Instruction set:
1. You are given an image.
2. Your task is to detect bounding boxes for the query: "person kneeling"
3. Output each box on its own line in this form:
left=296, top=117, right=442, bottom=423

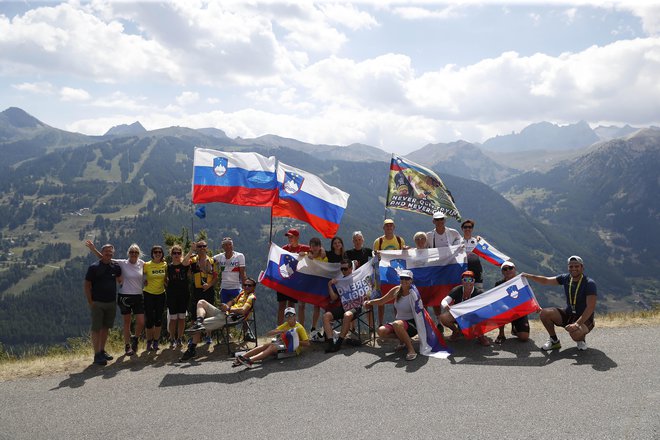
left=438, top=271, right=491, bottom=346
left=234, top=307, right=309, bottom=368
left=180, top=280, right=256, bottom=361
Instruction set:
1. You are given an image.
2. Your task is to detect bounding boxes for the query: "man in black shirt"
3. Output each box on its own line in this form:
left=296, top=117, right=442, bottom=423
left=438, top=270, right=490, bottom=346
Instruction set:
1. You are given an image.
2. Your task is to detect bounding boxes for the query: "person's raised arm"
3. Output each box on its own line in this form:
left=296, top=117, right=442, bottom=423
left=521, top=273, right=559, bottom=286
left=85, top=240, right=102, bottom=259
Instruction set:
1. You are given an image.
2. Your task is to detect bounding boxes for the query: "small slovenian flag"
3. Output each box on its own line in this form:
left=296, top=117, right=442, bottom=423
left=470, top=238, right=510, bottom=266
left=280, top=328, right=299, bottom=353
left=194, top=206, right=206, bottom=219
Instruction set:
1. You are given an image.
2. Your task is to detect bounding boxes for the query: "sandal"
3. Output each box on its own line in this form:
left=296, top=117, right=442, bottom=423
left=405, top=352, right=417, bottom=361
left=495, top=335, right=506, bottom=344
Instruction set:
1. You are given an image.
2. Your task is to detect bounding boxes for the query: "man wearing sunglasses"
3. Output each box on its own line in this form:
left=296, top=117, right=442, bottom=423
left=494, top=261, right=530, bottom=344
left=181, top=278, right=258, bottom=361
left=439, top=270, right=490, bottom=346
left=522, top=255, right=597, bottom=351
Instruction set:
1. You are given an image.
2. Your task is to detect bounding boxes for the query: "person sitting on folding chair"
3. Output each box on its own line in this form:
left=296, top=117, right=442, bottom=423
left=322, top=259, right=362, bottom=353
left=234, top=307, right=309, bottom=369
left=180, top=277, right=257, bottom=361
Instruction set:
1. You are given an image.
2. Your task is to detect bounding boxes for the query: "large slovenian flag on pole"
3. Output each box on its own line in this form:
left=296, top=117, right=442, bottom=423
left=192, top=148, right=278, bottom=206
left=466, top=237, right=510, bottom=266
left=272, top=162, right=349, bottom=238
left=379, top=246, right=466, bottom=306
left=259, top=243, right=340, bottom=308
left=449, top=275, right=541, bottom=338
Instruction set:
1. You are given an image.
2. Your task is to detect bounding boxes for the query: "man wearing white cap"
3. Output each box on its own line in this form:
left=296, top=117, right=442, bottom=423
left=522, top=255, right=597, bottom=351
left=426, top=211, right=462, bottom=248
left=494, top=261, right=530, bottom=344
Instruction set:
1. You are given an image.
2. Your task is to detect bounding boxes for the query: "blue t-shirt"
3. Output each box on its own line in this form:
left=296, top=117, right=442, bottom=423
left=556, top=273, right=597, bottom=318
left=85, top=261, right=122, bottom=302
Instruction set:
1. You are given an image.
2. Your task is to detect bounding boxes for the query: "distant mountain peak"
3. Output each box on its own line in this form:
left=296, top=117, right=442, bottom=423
left=104, top=121, right=147, bottom=136
left=482, top=120, right=599, bottom=153
left=1, top=107, right=45, bottom=129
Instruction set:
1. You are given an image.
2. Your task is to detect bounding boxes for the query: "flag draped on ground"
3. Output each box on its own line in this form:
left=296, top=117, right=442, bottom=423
left=385, top=154, right=460, bottom=220
left=409, top=285, right=451, bottom=358
left=449, top=275, right=541, bottom=338
left=272, top=162, right=350, bottom=238
left=259, top=243, right=340, bottom=308
left=333, top=260, right=375, bottom=311
left=378, top=247, right=466, bottom=306
left=192, top=148, right=279, bottom=206
left=465, top=237, right=510, bottom=266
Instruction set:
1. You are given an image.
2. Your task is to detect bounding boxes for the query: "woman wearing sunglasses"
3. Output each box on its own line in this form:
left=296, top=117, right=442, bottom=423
left=166, top=244, right=193, bottom=349
left=364, top=270, right=419, bottom=361
left=143, top=245, right=168, bottom=351
left=439, top=270, right=491, bottom=346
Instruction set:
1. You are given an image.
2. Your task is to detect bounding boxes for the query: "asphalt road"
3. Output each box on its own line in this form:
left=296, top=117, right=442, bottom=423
left=1, top=326, right=658, bottom=440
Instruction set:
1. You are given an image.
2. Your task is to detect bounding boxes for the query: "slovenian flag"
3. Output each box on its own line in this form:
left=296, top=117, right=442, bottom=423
left=469, top=238, right=510, bottom=266
left=379, top=246, right=466, bottom=306
left=272, top=162, right=350, bottom=238
left=408, top=285, right=451, bottom=358
left=280, top=328, right=300, bottom=353
left=192, top=148, right=278, bottom=206
left=449, top=275, right=541, bottom=338
left=259, top=243, right=340, bottom=308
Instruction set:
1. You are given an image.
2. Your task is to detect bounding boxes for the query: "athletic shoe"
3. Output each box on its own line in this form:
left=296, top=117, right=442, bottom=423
left=101, top=350, right=113, bottom=361
left=236, top=355, right=254, bottom=368
left=125, top=344, right=135, bottom=356
left=93, top=352, right=107, bottom=366
left=541, top=338, right=561, bottom=351
left=146, top=340, right=153, bottom=351
left=130, top=336, right=138, bottom=353
left=309, top=329, right=324, bottom=342
left=576, top=340, right=588, bottom=351
left=185, top=322, right=205, bottom=334
left=180, top=347, right=196, bottom=361
left=205, top=336, right=213, bottom=345
left=152, top=340, right=159, bottom=351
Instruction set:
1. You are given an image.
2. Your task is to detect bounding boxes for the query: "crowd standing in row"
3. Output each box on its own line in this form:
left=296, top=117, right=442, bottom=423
left=83, top=215, right=597, bottom=367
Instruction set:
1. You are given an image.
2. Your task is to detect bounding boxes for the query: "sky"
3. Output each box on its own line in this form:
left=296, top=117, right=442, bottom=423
left=1, top=1, right=659, bottom=154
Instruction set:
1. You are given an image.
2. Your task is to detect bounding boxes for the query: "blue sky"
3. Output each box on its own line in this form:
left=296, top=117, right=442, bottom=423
left=1, top=1, right=659, bottom=153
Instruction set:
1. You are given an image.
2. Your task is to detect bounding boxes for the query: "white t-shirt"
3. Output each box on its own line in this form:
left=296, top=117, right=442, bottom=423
left=213, top=251, right=245, bottom=290
left=426, top=227, right=462, bottom=248
left=114, top=259, right=145, bottom=295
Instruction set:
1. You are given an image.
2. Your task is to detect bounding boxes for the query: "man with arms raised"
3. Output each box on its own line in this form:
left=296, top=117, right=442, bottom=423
left=84, top=244, right=122, bottom=366
left=522, top=255, right=596, bottom=351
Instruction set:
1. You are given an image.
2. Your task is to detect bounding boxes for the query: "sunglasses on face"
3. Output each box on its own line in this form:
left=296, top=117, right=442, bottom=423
left=243, top=283, right=255, bottom=287
left=197, top=244, right=207, bottom=248
left=462, top=225, right=473, bottom=229
left=284, top=313, right=295, bottom=318
left=171, top=251, right=182, bottom=255
left=462, top=277, right=475, bottom=283
left=129, top=251, right=139, bottom=255
left=400, top=277, right=411, bottom=281
left=502, top=266, right=514, bottom=272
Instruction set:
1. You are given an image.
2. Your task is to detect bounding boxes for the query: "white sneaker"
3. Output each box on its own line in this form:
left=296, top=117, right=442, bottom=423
left=541, top=338, right=561, bottom=351
left=576, top=340, right=588, bottom=351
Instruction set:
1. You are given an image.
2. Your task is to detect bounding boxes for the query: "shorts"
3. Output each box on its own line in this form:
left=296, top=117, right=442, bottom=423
left=328, top=305, right=362, bottom=321
left=220, top=288, right=240, bottom=304
left=117, top=294, right=145, bottom=315
left=384, top=319, right=417, bottom=337
left=277, top=292, right=298, bottom=304
left=91, top=301, right=116, bottom=331
left=166, top=288, right=189, bottom=315
left=557, top=308, right=595, bottom=332
left=511, top=315, right=530, bottom=334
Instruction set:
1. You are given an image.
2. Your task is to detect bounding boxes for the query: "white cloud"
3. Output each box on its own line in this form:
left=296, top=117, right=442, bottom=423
left=176, top=91, right=199, bottom=106
left=91, top=91, right=149, bottom=111
left=391, top=6, right=462, bottom=20
left=60, top=86, right=90, bottom=101
left=319, top=3, right=379, bottom=31
left=12, top=81, right=55, bottom=94
left=621, top=4, right=660, bottom=36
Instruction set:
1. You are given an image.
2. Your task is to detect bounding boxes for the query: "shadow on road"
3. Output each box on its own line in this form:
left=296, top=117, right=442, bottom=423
left=362, top=344, right=429, bottom=372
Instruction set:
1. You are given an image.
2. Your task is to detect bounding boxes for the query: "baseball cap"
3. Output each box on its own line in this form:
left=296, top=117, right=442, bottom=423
left=433, top=211, right=446, bottom=220
left=567, top=255, right=583, bottom=265
left=285, top=228, right=300, bottom=237
left=501, top=261, right=515, bottom=269
left=383, top=219, right=395, bottom=226
left=399, top=270, right=413, bottom=279
left=461, top=270, right=475, bottom=278
left=284, top=307, right=296, bottom=317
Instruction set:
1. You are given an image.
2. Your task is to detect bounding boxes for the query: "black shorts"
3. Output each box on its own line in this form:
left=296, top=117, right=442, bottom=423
left=384, top=319, right=417, bottom=337
left=117, top=294, right=145, bottom=315
left=276, top=292, right=298, bottom=304
left=328, top=305, right=362, bottom=321
left=167, top=288, right=189, bottom=315
left=557, top=308, right=595, bottom=332
left=511, top=315, right=530, bottom=334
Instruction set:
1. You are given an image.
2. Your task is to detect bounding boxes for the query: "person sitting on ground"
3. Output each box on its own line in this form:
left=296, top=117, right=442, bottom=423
left=234, top=307, right=310, bottom=369
left=180, top=277, right=257, bottom=361
left=323, top=259, right=362, bottom=353
left=439, top=270, right=491, bottom=346
left=494, top=261, right=530, bottom=344
left=363, top=270, right=419, bottom=361
left=522, top=255, right=596, bottom=352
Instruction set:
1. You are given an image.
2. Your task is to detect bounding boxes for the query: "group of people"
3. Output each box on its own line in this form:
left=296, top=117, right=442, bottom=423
left=83, top=212, right=597, bottom=368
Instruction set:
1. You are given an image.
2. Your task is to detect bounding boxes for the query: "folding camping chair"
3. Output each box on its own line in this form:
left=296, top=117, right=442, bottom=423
left=216, top=297, right=258, bottom=356
left=331, top=306, right=376, bottom=346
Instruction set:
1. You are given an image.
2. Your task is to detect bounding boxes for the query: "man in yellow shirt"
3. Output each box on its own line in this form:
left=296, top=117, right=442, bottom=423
left=372, top=219, right=406, bottom=326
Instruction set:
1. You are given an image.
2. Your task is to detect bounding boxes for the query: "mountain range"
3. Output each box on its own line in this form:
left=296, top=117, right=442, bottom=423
left=0, top=107, right=657, bottom=350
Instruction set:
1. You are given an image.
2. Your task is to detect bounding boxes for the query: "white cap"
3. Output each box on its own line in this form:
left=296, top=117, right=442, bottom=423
left=567, top=255, right=583, bottom=265
left=501, top=261, right=516, bottom=269
left=399, top=270, right=413, bottom=279
left=433, top=211, right=446, bottom=220
left=284, top=307, right=296, bottom=316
